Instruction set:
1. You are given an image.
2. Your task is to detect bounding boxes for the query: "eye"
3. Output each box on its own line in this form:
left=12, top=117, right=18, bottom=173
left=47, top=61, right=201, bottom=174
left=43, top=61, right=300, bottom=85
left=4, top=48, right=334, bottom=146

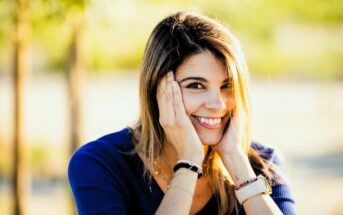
left=221, top=82, right=231, bottom=89
left=186, top=82, right=204, bottom=89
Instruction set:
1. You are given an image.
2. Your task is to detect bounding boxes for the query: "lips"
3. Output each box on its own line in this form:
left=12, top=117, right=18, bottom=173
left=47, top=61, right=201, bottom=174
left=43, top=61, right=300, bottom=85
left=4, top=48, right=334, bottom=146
left=192, top=115, right=223, bottom=129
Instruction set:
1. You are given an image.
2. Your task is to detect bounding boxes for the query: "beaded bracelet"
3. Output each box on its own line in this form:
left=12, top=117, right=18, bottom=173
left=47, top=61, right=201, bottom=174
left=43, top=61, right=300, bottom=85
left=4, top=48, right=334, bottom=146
left=173, top=160, right=203, bottom=178
left=235, top=175, right=260, bottom=190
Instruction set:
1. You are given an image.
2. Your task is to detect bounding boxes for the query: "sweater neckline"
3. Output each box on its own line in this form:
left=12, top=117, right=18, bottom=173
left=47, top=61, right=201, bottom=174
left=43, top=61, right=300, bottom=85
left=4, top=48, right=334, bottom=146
left=121, top=128, right=217, bottom=214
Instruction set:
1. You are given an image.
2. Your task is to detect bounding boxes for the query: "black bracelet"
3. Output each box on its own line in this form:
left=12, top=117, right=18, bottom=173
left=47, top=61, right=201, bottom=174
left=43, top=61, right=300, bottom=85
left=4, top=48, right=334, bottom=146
left=173, top=162, right=203, bottom=178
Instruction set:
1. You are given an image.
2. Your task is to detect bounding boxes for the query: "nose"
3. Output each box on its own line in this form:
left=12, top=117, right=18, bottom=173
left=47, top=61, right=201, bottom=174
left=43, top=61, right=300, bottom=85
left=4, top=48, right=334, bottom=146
left=204, top=89, right=227, bottom=111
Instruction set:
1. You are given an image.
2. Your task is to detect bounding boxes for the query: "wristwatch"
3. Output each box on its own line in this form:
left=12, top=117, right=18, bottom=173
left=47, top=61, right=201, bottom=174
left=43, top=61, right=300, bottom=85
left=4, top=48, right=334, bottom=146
left=235, top=175, right=272, bottom=205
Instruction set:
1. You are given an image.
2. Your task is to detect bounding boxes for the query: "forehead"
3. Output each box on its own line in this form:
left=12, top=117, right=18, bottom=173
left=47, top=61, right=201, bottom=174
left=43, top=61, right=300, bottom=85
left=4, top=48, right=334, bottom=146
left=175, top=50, right=228, bottom=81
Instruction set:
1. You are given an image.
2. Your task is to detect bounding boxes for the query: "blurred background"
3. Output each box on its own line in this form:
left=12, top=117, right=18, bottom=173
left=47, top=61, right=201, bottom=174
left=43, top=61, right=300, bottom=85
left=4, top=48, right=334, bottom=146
left=0, top=0, right=342, bottom=214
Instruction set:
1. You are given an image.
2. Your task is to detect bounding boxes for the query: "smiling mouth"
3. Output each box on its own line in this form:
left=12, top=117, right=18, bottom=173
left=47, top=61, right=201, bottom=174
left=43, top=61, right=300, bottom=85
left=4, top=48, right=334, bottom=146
left=192, top=115, right=223, bottom=128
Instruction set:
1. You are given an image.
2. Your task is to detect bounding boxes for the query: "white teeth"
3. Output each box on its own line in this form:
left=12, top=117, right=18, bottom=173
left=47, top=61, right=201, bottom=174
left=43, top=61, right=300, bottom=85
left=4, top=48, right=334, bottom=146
left=196, top=116, right=221, bottom=125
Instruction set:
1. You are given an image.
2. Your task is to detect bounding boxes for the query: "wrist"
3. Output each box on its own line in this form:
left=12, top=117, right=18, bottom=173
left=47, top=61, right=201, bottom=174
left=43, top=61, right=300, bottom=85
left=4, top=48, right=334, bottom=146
left=220, top=150, right=256, bottom=185
left=217, top=144, right=243, bottom=157
left=177, top=152, right=204, bottom=166
left=178, top=156, right=204, bottom=166
left=177, top=146, right=204, bottom=163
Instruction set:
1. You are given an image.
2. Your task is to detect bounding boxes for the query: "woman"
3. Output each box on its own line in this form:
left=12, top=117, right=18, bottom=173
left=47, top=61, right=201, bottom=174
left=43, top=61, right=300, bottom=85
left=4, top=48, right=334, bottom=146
left=68, top=11, right=296, bottom=215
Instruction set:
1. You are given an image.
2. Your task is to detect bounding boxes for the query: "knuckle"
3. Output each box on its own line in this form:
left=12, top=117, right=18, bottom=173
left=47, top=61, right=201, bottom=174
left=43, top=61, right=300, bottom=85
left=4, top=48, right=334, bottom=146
left=174, top=86, right=181, bottom=94
left=156, top=92, right=163, bottom=99
left=173, top=96, right=181, bottom=105
left=160, top=119, right=173, bottom=128
left=166, top=91, right=172, bottom=100
left=164, top=122, right=173, bottom=128
left=159, top=118, right=168, bottom=127
left=156, top=97, right=162, bottom=103
left=173, top=84, right=178, bottom=93
left=169, top=120, right=176, bottom=127
left=156, top=91, right=162, bottom=97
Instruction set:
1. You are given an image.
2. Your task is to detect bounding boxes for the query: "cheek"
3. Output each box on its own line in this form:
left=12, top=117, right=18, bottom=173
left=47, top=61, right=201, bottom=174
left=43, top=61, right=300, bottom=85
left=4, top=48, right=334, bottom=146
left=181, top=92, right=203, bottom=115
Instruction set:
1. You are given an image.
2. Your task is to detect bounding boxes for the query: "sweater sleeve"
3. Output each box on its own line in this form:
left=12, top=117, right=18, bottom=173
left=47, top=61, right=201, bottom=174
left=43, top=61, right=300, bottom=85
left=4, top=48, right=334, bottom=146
left=252, top=143, right=296, bottom=215
left=68, top=142, right=127, bottom=215
left=271, top=184, right=296, bottom=215
left=270, top=149, right=297, bottom=215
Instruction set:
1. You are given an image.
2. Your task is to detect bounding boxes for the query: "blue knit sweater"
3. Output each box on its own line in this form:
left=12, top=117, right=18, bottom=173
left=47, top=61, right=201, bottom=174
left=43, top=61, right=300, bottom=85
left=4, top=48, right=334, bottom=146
left=68, top=128, right=296, bottom=215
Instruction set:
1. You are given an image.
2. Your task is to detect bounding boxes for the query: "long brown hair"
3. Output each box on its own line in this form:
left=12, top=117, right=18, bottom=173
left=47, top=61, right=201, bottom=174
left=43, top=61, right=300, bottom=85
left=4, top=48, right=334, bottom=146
left=132, top=11, right=280, bottom=215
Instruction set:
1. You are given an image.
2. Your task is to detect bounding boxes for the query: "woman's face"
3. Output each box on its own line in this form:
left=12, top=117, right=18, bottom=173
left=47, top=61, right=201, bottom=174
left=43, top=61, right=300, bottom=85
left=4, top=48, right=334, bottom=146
left=175, top=50, right=235, bottom=145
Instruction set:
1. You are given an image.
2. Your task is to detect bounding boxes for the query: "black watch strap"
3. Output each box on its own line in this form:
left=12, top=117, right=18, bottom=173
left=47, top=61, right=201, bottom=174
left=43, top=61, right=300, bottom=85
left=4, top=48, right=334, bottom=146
left=173, top=162, right=203, bottom=178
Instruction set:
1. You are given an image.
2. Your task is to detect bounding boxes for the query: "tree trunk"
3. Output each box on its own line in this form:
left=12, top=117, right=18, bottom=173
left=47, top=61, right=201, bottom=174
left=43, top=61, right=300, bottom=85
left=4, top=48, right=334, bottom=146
left=67, top=15, right=84, bottom=214
left=67, top=16, right=84, bottom=167
left=13, top=0, right=30, bottom=215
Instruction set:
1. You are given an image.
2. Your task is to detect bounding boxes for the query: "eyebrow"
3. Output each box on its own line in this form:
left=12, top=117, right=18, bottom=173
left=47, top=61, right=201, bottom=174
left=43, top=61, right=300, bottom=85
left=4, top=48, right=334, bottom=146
left=179, top=77, right=230, bottom=84
left=179, top=77, right=207, bottom=83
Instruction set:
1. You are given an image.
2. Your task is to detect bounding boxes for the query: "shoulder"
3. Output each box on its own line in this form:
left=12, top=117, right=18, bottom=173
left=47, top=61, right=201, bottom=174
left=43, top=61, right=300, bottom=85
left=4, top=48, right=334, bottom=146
left=251, top=142, right=286, bottom=171
left=250, top=142, right=292, bottom=185
left=68, top=127, right=134, bottom=183
left=68, top=128, right=137, bottom=214
left=251, top=143, right=296, bottom=214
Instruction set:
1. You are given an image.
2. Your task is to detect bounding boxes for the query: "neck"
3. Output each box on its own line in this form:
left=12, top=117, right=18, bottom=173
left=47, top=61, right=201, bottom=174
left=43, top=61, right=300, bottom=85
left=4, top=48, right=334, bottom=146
left=158, top=142, right=178, bottom=172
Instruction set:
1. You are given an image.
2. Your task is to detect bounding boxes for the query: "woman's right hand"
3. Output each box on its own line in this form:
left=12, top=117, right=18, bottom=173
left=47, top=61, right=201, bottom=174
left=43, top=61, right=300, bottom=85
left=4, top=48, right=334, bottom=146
left=157, top=71, right=204, bottom=164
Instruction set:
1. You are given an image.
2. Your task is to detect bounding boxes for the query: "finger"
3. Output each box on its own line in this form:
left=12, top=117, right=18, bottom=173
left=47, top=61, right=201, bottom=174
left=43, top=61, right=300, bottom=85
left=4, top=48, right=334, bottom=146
left=166, top=72, right=175, bottom=124
left=227, top=112, right=241, bottom=137
left=157, top=74, right=168, bottom=125
left=157, top=72, right=167, bottom=98
left=231, top=110, right=243, bottom=127
left=171, top=79, right=187, bottom=122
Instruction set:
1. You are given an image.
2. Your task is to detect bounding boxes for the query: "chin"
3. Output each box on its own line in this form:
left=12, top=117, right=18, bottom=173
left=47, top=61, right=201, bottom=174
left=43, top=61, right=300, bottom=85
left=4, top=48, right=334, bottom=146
left=198, top=132, right=223, bottom=145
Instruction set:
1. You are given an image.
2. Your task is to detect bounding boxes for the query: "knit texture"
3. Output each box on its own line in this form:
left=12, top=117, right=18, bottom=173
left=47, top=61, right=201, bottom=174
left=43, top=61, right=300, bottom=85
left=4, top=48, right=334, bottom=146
left=68, top=128, right=296, bottom=215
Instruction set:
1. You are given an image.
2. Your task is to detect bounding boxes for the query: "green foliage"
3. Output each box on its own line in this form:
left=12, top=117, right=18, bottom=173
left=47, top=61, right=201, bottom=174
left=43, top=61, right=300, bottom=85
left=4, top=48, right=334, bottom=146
left=30, top=0, right=88, bottom=73
left=278, top=0, right=343, bottom=24
left=0, top=0, right=342, bottom=79
left=0, top=0, right=15, bottom=46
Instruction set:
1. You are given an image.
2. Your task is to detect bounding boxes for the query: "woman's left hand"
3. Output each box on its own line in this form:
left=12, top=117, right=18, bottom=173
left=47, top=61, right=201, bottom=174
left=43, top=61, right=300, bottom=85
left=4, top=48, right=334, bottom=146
left=211, top=111, right=255, bottom=186
left=211, top=112, right=244, bottom=156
